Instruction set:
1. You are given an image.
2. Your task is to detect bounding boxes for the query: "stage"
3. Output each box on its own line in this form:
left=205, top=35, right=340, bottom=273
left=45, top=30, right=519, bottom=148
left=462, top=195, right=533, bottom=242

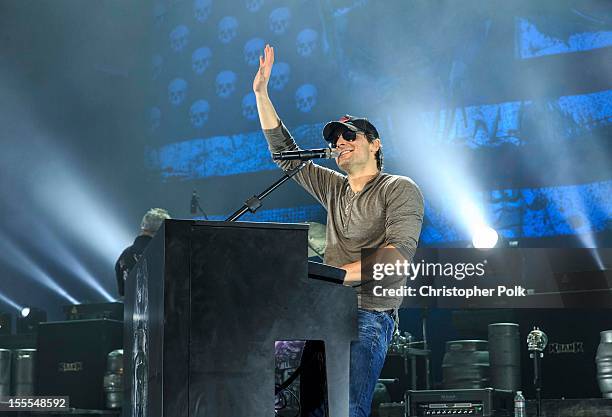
left=0, top=0, right=611, bottom=416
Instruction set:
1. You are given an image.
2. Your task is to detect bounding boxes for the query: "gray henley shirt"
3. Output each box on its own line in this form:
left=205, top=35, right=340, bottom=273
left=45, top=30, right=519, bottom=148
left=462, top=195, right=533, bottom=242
left=263, top=121, right=424, bottom=310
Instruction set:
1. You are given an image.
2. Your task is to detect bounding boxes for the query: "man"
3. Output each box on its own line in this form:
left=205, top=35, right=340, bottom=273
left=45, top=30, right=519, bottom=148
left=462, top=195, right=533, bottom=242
left=115, top=208, right=171, bottom=298
left=253, top=45, right=424, bottom=417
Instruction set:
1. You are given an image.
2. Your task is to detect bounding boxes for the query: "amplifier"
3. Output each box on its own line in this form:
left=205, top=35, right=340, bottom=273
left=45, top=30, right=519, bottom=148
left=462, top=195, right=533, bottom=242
left=0, top=313, right=11, bottom=335
left=36, top=319, right=123, bottom=409
left=405, top=388, right=513, bottom=417
left=62, top=302, right=123, bottom=321
left=379, top=402, right=405, bottom=417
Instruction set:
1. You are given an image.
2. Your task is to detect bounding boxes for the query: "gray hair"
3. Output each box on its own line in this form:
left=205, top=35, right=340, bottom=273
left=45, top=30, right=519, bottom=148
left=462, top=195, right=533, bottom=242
left=140, top=208, right=171, bottom=233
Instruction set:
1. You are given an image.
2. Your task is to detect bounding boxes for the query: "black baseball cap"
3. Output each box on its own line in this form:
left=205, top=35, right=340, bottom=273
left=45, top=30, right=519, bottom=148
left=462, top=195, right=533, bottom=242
left=322, top=115, right=380, bottom=142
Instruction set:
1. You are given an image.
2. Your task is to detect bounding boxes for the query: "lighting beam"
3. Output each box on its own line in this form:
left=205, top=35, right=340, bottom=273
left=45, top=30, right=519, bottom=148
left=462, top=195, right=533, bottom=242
left=0, top=292, right=22, bottom=312
left=0, top=235, right=80, bottom=305
left=32, top=223, right=116, bottom=302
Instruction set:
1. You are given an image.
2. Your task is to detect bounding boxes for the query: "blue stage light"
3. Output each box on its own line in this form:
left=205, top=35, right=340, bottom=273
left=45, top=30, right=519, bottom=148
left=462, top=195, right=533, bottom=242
left=472, top=226, right=499, bottom=249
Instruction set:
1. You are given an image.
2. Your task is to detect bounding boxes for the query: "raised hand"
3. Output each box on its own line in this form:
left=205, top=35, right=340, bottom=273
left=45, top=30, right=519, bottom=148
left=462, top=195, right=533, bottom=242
left=253, top=44, right=274, bottom=94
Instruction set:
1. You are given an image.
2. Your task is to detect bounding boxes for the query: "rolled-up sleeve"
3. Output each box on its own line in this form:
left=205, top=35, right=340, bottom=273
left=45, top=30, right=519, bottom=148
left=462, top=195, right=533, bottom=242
left=262, top=120, right=302, bottom=170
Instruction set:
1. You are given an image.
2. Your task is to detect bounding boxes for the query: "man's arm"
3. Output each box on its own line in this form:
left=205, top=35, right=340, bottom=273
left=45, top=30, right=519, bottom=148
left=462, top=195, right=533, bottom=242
left=384, top=178, right=424, bottom=256
left=253, top=44, right=343, bottom=206
left=253, top=44, right=281, bottom=129
left=341, top=244, right=397, bottom=284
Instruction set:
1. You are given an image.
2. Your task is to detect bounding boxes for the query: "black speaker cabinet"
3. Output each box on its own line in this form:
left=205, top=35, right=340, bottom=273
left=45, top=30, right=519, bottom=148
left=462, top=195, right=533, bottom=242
left=36, top=319, right=123, bottom=409
left=0, top=312, right=11, bottom=335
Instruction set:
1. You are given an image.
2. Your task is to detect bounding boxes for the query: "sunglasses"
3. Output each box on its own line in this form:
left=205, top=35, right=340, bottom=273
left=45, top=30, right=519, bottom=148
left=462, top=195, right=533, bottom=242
left=330, top=129, right=361, bottom=147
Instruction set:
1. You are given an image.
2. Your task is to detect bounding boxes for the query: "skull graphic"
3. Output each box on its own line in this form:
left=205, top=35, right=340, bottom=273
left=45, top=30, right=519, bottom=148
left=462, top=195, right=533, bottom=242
left=244, top=38, right=265, bottom=67
left=295, top=84, right=317, bottom=113
left=152, top=54, right=163, bottom=80
left=168, top=78, right=188, bottom=106
left=270, top=62, right=290, bottom=91
left=269, top=7, right=291, bottom=35
left=191, top=47, right=212, bottom=75
left=189, top=100, right=210, bottom=128
left=218, top=16, right=238, bottom=44
left=170, top=25, right=189, bottom=52
left=153, top=2, right=166, bottom=28
left=150, top=107, right=161, bottom=131
left=241, top=93, right=258, bottom=121
left=245, top=0, right=263, bottom=12
left=296, top=28, right=318, bottom=57
left=193, top=0, right=211, bottom=22
left=215, top=70, right=236, bottom=98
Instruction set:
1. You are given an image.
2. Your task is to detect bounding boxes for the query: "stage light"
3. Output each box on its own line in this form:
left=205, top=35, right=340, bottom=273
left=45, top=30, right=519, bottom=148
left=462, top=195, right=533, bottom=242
left=458, top=199, right=500, bottom=249
left=16, top=307, right=47, bottom=334
left=472, top=226, right=499, bottom=249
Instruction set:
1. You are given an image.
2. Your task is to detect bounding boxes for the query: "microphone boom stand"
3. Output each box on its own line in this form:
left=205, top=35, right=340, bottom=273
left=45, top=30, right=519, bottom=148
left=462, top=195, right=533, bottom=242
left=527, top=326, right=547, bottom=417
left=531, top=351, right=543, bottom=417
left=195, top=200, right=209, bottom=220
left=225, top=162, right=307, bottom=222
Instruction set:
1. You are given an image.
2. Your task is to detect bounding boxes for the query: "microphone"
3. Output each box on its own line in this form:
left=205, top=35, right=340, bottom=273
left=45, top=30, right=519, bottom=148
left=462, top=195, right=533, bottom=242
left=527, top=326, right=548, bottom=352
left=190, top=191, right=198, bottom=215
left=273, top=148, right=340, bottom=161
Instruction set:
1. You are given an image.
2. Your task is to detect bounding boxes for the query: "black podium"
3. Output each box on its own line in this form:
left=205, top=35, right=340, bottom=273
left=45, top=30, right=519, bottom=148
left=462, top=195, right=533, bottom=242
left=123, top=220, right=358, bottom=417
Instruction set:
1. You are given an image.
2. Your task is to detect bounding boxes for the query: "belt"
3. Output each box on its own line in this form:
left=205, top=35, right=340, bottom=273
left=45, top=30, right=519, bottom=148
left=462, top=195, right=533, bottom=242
left=361, top=308, right=395, bottom=317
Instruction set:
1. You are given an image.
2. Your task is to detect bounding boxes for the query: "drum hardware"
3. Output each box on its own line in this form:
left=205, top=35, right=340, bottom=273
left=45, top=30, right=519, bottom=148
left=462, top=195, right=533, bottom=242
left=378, top=378, right=399, bottom=384
left=385, top=308, right=433, bottom=392
left=384, top=332, right=431, bottom=393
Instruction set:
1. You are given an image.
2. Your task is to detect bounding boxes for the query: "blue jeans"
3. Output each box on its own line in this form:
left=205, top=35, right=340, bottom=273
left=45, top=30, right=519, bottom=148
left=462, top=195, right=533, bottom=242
left=349, top=309, right=395, bottom=417
left=300, top=309, right=395, bottom=417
